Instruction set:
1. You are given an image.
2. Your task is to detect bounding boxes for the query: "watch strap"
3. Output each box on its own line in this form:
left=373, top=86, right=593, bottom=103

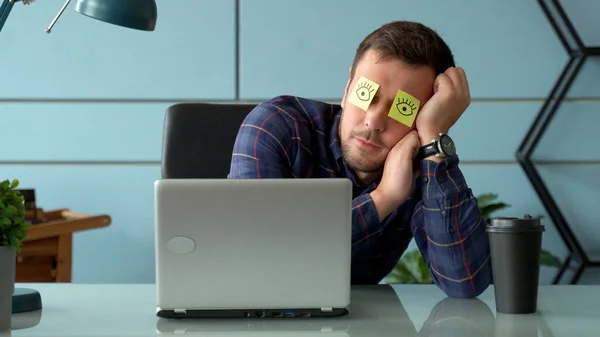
left=416, top=141, right=439, bottom=160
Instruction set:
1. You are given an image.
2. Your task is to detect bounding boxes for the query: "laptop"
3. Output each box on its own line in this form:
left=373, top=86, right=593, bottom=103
left=154, top=178, right=353, bottom=319
left=155, top=285, right=411, bottom=336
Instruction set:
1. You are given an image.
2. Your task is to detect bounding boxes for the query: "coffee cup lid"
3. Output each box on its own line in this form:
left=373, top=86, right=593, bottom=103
left=486, top=215, right=545, bottom=233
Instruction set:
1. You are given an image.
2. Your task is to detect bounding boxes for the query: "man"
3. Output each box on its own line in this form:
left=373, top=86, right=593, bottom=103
left=227, top=21, right=492, bottom=298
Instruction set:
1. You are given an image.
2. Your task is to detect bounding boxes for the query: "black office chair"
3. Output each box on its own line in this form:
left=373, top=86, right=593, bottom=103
left=160, top=102, right=257, bottom=179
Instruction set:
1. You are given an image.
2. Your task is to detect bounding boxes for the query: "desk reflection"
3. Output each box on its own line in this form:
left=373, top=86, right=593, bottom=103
left=0, top=309, right=42, bottom=336
left=494, top=312, right=554, bottom=337
left=419, top=297, right=496, bottom=336
left=9, top=309, right=42, bottom=331
left=156, top=285, right=557, bottom=337
left=156, top=285, right=417, bottom=337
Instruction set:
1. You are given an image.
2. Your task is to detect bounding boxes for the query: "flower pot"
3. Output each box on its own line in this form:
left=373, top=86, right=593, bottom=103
left=0, top=246, right=16, bottom=332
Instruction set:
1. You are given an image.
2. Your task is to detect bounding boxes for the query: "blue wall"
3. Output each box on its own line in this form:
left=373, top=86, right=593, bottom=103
left=2, top=0, right=599, bottom=284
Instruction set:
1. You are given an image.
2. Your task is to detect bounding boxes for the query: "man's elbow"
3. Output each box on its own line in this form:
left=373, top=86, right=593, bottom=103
left=434, top=267, right=493, bottom=299
left=443, top=280, right=491, bottom=299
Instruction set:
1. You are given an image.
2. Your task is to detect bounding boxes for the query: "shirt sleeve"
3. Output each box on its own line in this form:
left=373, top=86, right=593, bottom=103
left=411, top=155, right=492, bottom=298
left=227, top=103, right=294, bottom=179
left=349, top=192, right=415, bottom=285
left=350, top=193, right=381, bottom=253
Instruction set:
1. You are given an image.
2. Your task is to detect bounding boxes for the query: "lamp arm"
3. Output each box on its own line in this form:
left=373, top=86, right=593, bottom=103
left=0, top=0, right=73, bottom=35
left=46, top=0, right=71, bottom=33
left=0, top=0, right=18, bottom=35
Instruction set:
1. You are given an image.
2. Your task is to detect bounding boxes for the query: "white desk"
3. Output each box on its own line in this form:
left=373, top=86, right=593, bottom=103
left=5, top=283, right=599, bottom=336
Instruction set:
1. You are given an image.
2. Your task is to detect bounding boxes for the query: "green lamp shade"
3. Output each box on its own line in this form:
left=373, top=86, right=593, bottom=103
left=75, top=0, right=157, bottom=31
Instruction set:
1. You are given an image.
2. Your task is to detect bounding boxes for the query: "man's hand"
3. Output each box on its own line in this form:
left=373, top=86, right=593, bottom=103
left=370, top=130, right=421, bottom=221
left=416, top=66, right=471, bottom=145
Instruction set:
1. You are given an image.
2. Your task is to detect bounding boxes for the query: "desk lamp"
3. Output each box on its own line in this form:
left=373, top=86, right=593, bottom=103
left=1, top=0, right=157, bottom=314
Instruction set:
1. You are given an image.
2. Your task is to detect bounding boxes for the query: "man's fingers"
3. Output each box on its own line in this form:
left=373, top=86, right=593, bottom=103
left=437, top=72, right=454, bottom=91
left=396, top=130, right=417, bottom=146
left=407, top=131, right=421, bottom=149
left=399, top=131, right=421, bottom=158
left=447, top=66, right=470, bottom=98
left=445, top=67, right=461, bottom=86
left=456, top=66, right=469, bottom=90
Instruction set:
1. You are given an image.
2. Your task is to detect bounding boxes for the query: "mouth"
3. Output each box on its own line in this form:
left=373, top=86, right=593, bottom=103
left=354, top=137, right=382, bottom=150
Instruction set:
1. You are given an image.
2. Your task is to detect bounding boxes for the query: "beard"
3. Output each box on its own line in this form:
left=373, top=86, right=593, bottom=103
left=338, top=106, right=387, bottom=176
left=341, top=143, right=383, bottom=173
left=340, top=128, right=386, bottom=174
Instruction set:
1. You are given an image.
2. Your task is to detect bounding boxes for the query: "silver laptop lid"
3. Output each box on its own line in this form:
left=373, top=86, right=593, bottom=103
left=154, top=178, right=352, bottom=312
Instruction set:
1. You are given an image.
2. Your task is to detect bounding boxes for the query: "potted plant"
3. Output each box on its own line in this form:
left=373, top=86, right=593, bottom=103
left=0, top=179, right=30, bottom=332
left=385, top=193, right=563, bottom=284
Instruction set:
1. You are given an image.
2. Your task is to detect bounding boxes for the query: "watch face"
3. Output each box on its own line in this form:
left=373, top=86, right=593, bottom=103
left=439, top=134, right=456, bottom=156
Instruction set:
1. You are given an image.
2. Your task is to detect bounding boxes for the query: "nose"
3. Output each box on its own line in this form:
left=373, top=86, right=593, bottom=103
left=363, top=106, right=386, bottom=132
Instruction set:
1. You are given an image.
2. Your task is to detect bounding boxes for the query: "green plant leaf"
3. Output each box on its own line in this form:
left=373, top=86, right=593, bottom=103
left=417, top=255, right=432, bottom=284
left=540, top=249, right=563, bottom=268
left=0, top=179, right=31, bottom=252
left=385, top=250, right=432, bottom=284
left=476, top=193, right=498, bottom=207
left=480, top=202, right=510, bottom=218
left=404, top=250, right=432, bottom=283
left=386, top=262, right=420, bottom=284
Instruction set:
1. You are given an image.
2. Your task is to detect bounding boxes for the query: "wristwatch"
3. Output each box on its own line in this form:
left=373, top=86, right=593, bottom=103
left=416, top=133, right=456, bottom=160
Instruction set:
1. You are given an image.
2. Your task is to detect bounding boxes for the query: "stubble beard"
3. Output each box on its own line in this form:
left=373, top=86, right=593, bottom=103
left=338, top=107, right=385, bottom=175
left=340, top=131, right=385, bottom=174
left=341, top=144, right=383, bottom=173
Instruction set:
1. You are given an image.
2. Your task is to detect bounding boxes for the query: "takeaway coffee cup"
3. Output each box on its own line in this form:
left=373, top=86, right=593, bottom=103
left=486, top=215, right=545, bottom=314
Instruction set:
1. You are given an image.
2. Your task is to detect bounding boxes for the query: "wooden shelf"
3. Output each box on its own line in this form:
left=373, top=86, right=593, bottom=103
left=16, top=209, right=112, bottom=283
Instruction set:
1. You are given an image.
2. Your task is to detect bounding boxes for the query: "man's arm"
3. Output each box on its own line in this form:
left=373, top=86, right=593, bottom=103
left=411, top=155, right=492, bottom=298
left=228, top=103, right=294, bottom=179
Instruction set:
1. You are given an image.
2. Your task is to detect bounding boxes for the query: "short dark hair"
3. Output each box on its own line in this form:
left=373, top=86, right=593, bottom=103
left=350, top=21, right=455, bottom=80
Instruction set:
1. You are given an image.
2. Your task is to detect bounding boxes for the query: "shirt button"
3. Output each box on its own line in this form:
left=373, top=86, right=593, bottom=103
left=449, top=227, right=455, bottom=233
left=423, top=177, right=428, bottom=182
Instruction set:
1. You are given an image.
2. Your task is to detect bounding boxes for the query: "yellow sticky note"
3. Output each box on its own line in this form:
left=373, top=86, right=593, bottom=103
left=348, top=76, right=380, bottom=111
left=388, top=89, right=420, bottom=127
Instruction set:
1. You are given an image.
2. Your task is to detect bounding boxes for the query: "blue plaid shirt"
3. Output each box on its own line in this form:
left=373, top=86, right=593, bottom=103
left=228, top=95, right=492, bottom=298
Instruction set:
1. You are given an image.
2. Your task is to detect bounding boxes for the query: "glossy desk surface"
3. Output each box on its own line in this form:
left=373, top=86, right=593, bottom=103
left=5, top=283, right=599, bottom=336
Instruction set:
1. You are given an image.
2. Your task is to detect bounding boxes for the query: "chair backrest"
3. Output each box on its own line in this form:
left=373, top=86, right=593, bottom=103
left=161, top=102, right=256, bottom=179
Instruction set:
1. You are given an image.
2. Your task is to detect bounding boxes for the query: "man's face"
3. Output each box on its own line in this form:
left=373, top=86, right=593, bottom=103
left=339, top=49, right=436, bottom=177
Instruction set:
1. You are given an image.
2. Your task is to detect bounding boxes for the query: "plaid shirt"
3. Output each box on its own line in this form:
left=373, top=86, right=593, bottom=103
left=228, top=95, right=492, bottom=298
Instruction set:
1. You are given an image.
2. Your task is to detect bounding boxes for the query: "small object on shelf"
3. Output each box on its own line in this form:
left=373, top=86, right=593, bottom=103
left=16, top=189, right=38, bottom=224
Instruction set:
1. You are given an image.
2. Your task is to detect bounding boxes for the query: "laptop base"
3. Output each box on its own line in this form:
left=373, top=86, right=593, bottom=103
left=157, top=307, right=350, bottom=319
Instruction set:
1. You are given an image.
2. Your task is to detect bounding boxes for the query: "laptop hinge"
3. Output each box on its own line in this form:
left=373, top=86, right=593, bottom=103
left=321, top=307, right=333, bottom=312
left=174, top=308, right=187, bottom=314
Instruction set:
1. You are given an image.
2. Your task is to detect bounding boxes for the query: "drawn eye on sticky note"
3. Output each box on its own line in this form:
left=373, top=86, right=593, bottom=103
left=388, top=89, right=420, bottom=127
left=348, top=76, right=380, bottom=111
